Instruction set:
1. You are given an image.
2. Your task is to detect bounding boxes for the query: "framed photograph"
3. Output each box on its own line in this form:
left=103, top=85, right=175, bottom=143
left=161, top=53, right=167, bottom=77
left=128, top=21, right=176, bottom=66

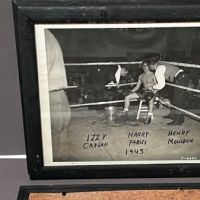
left=17, top=183, right=200, bottom=200
left=13, top=0, right=200, bottom=179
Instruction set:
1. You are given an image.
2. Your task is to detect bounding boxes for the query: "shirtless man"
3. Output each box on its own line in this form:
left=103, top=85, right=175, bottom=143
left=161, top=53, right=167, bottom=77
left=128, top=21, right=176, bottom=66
left=123, top=61, right=157, bottom=124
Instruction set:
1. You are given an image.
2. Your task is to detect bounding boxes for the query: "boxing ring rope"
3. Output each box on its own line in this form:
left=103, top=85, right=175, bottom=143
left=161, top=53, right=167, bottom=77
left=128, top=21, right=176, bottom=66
left=67, top=82, right=137, bottom=89
left=68, top=82, right=200, bottom=93
left=161, top=61, right=200, bottom=69
left=166, top=83, right=200, bottom=94
left=65, top=61, right=141, bottom=66
left=157, top=97, right=200, bottom=120
left=65, top=60, right=200, bottom=69
left=66, top=86, right=78, bottom=89
left=67, top=83, right=200, bottom=92
left=70, top=99, right=137, bottom=108
left=105, top=82, right=137, bottom=87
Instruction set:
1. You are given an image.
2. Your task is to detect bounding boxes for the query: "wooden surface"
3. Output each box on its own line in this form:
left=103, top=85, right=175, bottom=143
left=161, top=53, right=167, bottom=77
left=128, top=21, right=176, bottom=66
left=29, top=190, right=200, bottom=200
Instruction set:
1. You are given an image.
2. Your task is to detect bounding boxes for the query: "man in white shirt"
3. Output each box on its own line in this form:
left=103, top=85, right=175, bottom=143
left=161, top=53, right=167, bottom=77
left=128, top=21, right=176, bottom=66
left=107, top=65, right=128, bottom=87
left=45, top=30, right=71, bottom=160
left=115, top=65, right=128, bottom=85
left=151, top=64, right=166, bottom=91
left=149, top=59, right=189, bottom=126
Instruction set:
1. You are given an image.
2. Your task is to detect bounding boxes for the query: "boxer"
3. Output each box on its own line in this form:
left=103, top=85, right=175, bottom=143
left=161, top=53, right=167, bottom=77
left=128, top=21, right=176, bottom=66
left=123, top=61, right=157, bottom=124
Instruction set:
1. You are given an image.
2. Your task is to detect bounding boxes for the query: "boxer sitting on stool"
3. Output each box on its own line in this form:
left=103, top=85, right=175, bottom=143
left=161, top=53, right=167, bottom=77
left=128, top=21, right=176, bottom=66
left=123, top=61, right=157, bottom=124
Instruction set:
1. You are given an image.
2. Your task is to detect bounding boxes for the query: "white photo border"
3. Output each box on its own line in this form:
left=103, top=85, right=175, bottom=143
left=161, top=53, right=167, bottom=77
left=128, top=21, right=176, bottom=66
left=35, top=22, right=200, bottom=167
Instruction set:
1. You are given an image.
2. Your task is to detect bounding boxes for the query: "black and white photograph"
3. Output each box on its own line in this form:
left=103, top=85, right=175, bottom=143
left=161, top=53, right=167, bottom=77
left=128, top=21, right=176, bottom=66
left=35, top=23, right=200, bottom=167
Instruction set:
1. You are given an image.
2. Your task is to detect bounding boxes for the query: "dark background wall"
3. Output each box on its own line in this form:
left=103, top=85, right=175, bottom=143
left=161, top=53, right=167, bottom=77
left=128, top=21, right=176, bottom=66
left=53, top=27, right=197, bottom=62
left=1, top=1, right=200, bottom=200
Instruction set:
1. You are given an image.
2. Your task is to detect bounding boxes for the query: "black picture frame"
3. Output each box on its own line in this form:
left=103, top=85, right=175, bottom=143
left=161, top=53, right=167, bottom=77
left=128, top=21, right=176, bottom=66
left=13, top=0, right=200, bottom=179
left=17, top=183, right=200, bottom=200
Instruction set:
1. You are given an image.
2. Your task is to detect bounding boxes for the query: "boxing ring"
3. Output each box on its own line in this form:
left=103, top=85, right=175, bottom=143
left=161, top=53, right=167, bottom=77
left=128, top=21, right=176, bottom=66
left=65, top=60, right=200, bottom=121
left=56, top=60, right=200, bottom=162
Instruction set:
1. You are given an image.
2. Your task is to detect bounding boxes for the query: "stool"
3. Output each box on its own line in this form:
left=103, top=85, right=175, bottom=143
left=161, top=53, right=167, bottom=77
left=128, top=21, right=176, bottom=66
left=136, top=99, right=149, bottom=120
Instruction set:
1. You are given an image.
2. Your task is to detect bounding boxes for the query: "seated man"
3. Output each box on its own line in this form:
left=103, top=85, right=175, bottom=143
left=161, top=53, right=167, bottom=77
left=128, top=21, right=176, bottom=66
left=123, top=61, right=157, bottom=124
